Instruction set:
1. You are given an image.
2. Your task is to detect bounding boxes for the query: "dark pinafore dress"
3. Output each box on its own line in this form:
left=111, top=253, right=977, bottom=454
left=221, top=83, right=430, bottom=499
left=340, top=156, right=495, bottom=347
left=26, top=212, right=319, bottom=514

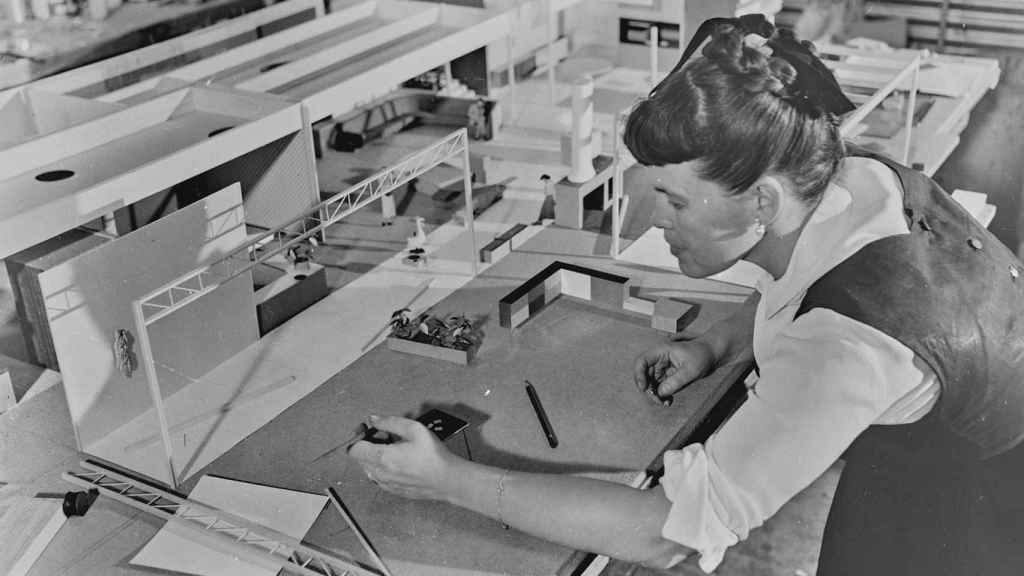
left=795, top=150, right=1024, bottom=576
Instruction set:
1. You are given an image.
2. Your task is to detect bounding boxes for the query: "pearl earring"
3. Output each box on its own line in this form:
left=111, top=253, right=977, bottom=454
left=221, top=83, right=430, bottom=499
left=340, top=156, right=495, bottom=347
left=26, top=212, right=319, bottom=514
left=754, top=219, right=766, bottom=237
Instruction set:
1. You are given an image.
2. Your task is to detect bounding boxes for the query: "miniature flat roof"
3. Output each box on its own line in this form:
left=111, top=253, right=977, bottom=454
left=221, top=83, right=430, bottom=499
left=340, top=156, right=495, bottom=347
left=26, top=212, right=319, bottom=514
left=0, top=86, right=302, bottom=259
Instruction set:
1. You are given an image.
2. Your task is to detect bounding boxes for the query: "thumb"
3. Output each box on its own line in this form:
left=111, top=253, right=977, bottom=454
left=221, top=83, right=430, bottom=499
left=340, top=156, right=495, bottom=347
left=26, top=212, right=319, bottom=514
left=657, top=367, right=699, bottom=397
left=368, top=415, right=422, bottom=440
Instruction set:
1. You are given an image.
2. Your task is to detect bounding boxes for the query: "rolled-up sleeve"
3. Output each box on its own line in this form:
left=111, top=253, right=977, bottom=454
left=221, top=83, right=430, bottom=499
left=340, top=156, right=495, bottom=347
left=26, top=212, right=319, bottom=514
left=660, top=310, right=918, bottom=572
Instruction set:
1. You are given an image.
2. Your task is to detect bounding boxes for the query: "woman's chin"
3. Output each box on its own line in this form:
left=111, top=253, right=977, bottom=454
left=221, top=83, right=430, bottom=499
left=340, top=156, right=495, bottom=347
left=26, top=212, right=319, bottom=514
left=676, top=257, right=731, bottom=279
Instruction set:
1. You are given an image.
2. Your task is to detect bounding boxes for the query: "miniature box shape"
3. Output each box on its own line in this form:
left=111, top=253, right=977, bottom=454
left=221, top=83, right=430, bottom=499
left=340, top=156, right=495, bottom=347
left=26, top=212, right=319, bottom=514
left=0, top=85, right=318, bottom=260
left=651, top=298, right=699, bottom=334
left=480, top=223, right=529, bottom=263
left=498, top=261, right=631, bottom=329
left=387, top=336, right=474, bottom=365
left=255, top=263, right=330, bottom=336
left=498, top=261, right=701, bottom=334
left=385, top=308, right=482, bottom=365
left=554, top=154, right=615, bottom=230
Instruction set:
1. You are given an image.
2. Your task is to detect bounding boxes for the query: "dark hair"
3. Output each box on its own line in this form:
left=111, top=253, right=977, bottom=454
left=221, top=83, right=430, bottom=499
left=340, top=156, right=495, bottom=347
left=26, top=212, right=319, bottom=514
left=623, top=23, right=845, bottom=203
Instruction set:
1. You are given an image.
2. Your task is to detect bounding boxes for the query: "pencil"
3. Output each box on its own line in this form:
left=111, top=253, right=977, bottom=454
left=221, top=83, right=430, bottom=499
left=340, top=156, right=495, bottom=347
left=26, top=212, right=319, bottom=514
left=524, top=380, right=558, bottom=448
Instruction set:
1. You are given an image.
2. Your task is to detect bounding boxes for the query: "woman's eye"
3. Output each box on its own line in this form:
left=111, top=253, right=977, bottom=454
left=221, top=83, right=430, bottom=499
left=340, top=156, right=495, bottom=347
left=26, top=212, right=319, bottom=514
left=669, top=200, right=687, bottom=210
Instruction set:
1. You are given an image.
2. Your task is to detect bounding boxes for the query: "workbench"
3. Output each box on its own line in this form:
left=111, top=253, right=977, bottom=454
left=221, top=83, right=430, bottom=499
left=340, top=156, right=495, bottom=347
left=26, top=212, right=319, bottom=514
left=28, top=224, right=752, bottom=576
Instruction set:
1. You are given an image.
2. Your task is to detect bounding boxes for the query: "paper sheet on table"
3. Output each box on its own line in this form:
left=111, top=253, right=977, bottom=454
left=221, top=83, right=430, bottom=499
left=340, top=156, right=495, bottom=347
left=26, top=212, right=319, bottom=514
left=618, top=228, right=764, bottom=289
left=132, top=476, right=328, bottom=576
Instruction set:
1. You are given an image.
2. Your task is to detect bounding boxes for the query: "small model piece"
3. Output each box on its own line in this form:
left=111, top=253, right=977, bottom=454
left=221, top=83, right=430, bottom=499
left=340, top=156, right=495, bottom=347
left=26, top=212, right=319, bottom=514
left=651, top=298, right=699, bottom=334
left=386, top=308, right=483, bottom=365
left=498, top=261, right=698, bottom=333
left=567, top=76, right=597, bottom=183
left=479, top=223, right=528, bottom=263
left=499, top=261, right=631, bottom=329
left=407, top=216, right=427, bottom=250
left=286, top=238, right=317, bottom=272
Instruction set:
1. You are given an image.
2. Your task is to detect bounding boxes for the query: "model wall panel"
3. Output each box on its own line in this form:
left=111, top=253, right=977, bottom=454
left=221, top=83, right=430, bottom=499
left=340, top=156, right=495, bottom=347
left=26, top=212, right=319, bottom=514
left=37, top=184, right=257, bottom=466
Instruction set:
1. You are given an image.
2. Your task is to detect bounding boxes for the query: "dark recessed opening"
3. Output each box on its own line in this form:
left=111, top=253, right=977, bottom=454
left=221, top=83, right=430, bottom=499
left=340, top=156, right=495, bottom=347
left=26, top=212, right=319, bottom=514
left=35, top=169, right=75, bottom=182
left=260, top=61, right=289, bottom=73
left=293, top=274, right=308, bottom=281
left=208, top=126, right=235, bottom=138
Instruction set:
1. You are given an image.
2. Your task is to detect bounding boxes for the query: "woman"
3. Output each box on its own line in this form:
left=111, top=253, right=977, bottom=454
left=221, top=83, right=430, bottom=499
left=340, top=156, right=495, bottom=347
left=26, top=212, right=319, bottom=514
left=350, top=16, right=1024, bottom=575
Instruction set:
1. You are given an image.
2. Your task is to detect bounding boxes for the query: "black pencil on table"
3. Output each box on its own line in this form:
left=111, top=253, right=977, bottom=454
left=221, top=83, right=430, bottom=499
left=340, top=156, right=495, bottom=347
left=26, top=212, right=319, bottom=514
left=524, top=380, right=558, bottom=448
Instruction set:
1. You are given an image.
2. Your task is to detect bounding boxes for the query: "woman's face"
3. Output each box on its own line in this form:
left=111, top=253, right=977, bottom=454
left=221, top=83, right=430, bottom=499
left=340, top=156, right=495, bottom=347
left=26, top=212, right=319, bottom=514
left=648, top=161, right=762, bottom=278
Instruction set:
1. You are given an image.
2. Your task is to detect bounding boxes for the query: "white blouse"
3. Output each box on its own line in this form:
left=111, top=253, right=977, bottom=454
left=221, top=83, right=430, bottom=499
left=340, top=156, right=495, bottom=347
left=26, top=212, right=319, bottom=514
left=659, top=157, right=941, bottom=572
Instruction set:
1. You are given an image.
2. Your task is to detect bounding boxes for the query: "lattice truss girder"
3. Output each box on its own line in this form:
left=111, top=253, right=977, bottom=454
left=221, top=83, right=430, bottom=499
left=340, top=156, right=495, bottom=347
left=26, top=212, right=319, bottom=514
left=64, top=462, right=381, bottom=576
left=137, top=129, right=468, bottom=325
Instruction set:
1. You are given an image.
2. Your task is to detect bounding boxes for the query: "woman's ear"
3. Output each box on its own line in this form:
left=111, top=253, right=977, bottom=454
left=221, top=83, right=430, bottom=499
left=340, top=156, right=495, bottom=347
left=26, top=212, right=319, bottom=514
left=751, top=176, right=785, bottom=228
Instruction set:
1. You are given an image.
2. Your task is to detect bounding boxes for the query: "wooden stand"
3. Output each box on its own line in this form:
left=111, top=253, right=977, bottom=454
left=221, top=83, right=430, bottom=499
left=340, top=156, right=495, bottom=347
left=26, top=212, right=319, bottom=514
left=554, top=154, right=615, bottom=229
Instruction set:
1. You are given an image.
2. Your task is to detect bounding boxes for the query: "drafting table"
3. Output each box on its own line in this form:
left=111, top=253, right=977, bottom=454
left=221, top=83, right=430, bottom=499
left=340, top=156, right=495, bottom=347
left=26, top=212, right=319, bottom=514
left=184, top=224, right=752, bottom=576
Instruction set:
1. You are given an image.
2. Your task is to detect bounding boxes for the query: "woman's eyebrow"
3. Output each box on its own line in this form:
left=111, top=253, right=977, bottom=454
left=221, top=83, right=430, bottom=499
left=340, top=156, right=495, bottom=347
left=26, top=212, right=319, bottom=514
left=654, top=183, right=685, bottom=198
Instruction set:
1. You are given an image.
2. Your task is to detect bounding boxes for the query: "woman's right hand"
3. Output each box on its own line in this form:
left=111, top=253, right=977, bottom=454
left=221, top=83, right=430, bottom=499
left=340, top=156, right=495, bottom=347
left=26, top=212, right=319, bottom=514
left=633, top=339, right=716, bottom=405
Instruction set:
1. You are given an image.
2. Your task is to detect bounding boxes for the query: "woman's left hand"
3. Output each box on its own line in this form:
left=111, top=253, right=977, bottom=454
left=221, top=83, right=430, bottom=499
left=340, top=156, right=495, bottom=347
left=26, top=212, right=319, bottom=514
left=347, top=415, right=462, bottom=501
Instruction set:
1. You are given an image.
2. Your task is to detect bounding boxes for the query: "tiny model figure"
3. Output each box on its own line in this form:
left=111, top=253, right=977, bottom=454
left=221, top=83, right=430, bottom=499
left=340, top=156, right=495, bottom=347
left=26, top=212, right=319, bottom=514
left=287, top=239, right=316, bottom=273
left=467, top=98, right=489, bottom=140
left=112, top=328, right=137, bottom=379
left=534, top=174, right=556, bottom=225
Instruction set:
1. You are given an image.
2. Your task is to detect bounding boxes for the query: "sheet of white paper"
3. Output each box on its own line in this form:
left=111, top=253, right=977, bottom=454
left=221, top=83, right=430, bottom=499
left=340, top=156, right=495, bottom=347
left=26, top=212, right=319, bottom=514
left=618, top=228, right=763, bottom=289
left=132, top=476, right=327, bottom=576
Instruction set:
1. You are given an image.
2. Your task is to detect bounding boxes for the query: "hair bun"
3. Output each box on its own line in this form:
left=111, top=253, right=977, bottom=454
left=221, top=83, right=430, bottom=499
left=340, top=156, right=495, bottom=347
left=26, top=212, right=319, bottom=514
left=700, top=23, right=746, bottom=70
left=703, top=22, right=795, bottom=98
left=766, top=57, right=798, bottom=96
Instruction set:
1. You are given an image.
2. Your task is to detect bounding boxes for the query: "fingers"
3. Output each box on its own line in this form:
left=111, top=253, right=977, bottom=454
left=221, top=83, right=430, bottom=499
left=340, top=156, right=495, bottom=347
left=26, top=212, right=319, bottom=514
left=348, top=438, right=385, bottom=462
left=633, top=353, right=655, bottom=392
left=634, top=348, right=671, bottom=392
left=368, top=415, right=424, bottom=440
left=656, top=368, right=695, bottom=399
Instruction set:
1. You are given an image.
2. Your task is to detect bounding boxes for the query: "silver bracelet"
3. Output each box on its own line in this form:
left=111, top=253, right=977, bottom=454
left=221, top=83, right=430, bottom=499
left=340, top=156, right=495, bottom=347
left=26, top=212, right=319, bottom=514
left=496, top=469, right=510, bottom=529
